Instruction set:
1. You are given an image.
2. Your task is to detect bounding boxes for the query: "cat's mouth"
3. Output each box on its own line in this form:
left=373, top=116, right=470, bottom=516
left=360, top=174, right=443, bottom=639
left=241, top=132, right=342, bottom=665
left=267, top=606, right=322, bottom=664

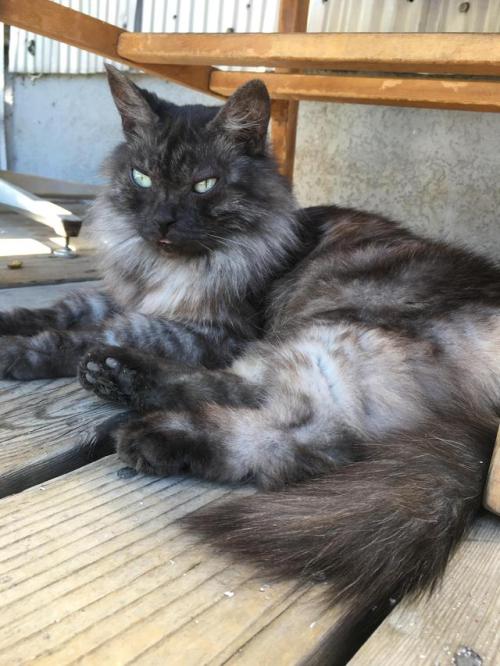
left=157, top=239, right=174, bottom=251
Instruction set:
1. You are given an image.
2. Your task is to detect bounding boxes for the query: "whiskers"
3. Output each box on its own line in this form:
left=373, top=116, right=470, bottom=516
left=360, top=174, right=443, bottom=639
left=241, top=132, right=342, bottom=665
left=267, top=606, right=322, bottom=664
left=204, top=232, right=247, bottom=251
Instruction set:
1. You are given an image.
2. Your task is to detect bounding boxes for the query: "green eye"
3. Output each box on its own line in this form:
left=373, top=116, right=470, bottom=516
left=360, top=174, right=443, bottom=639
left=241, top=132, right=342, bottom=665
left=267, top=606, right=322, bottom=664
left=193, top=177, right=218, bottom=194
left=131, top=168, right=152, bottom=188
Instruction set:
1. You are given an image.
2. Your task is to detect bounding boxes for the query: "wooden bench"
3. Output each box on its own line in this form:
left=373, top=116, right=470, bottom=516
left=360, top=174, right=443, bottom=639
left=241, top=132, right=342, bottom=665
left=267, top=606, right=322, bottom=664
left=4, top=0, right=500, bottom=181
left=0, top=2, right=499, bottom=662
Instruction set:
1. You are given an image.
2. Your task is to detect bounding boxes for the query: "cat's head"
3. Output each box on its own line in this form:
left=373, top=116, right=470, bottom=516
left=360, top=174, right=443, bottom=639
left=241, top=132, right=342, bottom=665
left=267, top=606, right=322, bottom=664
left=102, top=65, right=295, bottom=258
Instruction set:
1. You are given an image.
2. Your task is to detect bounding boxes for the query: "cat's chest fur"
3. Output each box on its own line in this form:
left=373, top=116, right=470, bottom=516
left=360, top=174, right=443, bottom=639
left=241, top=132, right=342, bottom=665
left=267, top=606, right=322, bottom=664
left=107, top=258, right=218, bottom=321
left=101, top=235, right=251, bottom=326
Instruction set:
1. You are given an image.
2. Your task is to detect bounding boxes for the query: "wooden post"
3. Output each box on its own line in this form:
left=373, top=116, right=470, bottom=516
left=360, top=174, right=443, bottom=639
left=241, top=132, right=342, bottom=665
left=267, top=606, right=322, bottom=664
left=271, top=0, right=310, bottom=182
left=484, top=427, right=500, bottom=515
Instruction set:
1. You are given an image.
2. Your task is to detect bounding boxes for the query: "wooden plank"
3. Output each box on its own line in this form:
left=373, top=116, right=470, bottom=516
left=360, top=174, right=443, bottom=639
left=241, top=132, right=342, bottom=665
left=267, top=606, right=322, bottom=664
left=350, top=515, right=500, bottom=666
left=0, top=251, right=100, bottom=287
left=0, top=376, right=119, bottom=497
left=484, top=428, right=500, bottom=515
left=270, top=0, right=309, bottom=180
left=0, top=210, right=99, bottom=287
left=211, top=71, right=500, bottom=113
left=0, top=282, right=99, bottom=310
left=0, top=0, right=214, bottom=95
left=119, top=32, right=500, bottom=76
left=0, top=457, right=343, bottom=664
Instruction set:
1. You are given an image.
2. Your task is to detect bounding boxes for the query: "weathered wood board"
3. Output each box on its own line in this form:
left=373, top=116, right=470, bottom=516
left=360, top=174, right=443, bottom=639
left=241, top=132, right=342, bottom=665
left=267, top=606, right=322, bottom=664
left=0, top=209, right=100, bottom=287
left=0, top=457, right=342, bottom=665
left=0, top=377, right=120, bottom=495
left=349, top=515, right=500, bottom=666
left=0, top=281, right=99, bottom=310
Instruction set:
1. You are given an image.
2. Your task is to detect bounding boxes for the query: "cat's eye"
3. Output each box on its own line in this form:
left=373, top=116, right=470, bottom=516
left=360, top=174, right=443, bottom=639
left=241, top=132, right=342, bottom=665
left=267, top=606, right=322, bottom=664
left=131, top=168, right=152, bottom=188
left=193, top=177, right=218, bottom=194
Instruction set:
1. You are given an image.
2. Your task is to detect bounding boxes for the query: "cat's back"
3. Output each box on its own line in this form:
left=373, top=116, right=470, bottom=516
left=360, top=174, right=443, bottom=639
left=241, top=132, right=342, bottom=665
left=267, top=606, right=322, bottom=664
left=267, top=206, right=500, bottom=336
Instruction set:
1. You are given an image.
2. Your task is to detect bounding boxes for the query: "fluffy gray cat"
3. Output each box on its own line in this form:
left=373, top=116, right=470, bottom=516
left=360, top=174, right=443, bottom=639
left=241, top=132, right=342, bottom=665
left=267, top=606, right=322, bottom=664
left=1, top=67, right=498, bottom=638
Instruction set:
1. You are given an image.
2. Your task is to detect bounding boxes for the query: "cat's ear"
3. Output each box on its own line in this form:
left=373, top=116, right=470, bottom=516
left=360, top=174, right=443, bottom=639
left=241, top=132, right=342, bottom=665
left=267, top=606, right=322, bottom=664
left=105, top=64, right=157, bottom=136
left=209, top=80, right=270, bottom=154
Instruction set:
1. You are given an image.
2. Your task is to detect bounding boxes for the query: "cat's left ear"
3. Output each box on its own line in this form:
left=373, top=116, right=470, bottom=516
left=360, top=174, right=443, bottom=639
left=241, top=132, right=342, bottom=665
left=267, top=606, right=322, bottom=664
left=209, top=80, right=270, bottom=155
left=105, top=64, right=157, bottom=136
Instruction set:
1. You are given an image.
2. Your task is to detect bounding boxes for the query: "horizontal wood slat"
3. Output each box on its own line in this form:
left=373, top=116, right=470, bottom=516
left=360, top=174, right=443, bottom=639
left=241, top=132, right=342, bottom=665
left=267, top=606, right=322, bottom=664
left=350, top=515, right=500, bottom=665
left=0, top=0, right=213, bottom=94
left=119, top=32, right=500, bottom=76
left=210, top=70, right=500, bottom=112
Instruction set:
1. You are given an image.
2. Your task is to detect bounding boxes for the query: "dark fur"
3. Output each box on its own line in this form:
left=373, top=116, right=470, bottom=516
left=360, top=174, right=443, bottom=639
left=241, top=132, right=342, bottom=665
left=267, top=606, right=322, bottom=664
left=1, top=70, right=499, bottom=635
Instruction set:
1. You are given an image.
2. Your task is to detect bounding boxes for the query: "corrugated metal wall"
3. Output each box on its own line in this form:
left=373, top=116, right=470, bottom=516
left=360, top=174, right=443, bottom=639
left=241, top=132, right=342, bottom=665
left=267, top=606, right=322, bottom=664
left=8, top=0, right=500, bottom=75
left=8, top=0, right=137, bottom=74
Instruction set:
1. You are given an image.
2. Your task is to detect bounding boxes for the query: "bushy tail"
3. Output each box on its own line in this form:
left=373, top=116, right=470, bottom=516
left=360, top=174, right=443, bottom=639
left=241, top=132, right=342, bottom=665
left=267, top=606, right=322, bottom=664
left=186, top=419, right=495, bottom=614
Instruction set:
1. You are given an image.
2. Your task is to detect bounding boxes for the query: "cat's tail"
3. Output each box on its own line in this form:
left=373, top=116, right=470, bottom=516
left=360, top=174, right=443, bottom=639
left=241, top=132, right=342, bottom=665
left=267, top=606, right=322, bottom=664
left=0, top=413, right=128, bottom=498
left=186, top=417, right=495, bottom=620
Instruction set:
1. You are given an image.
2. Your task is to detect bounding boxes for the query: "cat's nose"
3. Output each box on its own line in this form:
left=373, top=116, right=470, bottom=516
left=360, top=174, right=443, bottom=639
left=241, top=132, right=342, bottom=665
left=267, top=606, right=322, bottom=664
left=158, top=218, right=175, bottom=237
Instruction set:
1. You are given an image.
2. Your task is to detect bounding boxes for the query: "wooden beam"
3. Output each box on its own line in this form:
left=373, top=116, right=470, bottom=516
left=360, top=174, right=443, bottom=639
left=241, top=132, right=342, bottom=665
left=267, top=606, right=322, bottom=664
left=0, top=0, right=214, bottom=95
left=211, top=71, right=500, bottom=113
left=271, top=0, right=310, bottom=181
left=119, top=32, right=500, bottom=76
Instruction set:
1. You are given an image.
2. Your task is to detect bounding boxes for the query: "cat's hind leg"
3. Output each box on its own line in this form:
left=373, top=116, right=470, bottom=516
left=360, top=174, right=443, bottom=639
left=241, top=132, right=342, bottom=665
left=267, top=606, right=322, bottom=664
left=100, top=340, right=358, bottom=489
left=111, top=383, right=356, bottom=489
left=81, top=323, right=436, bottom=488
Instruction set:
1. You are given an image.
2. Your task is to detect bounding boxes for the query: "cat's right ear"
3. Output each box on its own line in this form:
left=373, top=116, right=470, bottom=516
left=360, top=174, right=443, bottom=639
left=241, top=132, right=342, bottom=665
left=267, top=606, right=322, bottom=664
left=105, top=64, right=156, bottom=137
left=209, top=79, right=271, bottom=155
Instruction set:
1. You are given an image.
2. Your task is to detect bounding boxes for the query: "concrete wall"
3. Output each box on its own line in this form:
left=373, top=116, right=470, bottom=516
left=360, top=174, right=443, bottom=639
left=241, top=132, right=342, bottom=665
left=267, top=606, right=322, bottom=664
left=7, top=73, right=500, bottom=260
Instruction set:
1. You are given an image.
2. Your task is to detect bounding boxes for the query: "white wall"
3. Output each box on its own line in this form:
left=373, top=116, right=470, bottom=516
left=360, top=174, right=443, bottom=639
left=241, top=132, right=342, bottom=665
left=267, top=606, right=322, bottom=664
left=7, top=73, right=500, bottom=261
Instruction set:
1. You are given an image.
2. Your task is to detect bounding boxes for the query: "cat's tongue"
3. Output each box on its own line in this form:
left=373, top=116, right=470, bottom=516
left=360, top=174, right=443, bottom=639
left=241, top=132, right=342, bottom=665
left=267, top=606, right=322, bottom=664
left=158, top=239, right=172, bottom=246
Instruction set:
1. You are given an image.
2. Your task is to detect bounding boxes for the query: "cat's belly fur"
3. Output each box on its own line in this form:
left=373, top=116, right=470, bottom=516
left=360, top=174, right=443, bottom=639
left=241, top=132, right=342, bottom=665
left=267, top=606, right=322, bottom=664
left=232, top=324, right=438, bottom=443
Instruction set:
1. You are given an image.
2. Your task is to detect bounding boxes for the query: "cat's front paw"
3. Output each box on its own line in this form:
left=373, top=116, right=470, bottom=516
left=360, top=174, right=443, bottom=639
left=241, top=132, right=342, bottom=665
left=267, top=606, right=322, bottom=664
left=79, top=345, right=139, bottom=405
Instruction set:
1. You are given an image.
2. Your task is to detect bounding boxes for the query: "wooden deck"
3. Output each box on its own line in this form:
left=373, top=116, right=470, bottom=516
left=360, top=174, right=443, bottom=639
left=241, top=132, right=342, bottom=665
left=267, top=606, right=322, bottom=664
left=0, top=283, right=499, bottom=665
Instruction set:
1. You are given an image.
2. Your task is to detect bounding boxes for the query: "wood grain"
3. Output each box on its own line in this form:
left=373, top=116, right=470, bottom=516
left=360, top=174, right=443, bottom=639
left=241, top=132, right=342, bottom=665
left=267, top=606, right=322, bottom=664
left=0, top=457, right=343, bottom=665
left=0, top=377, right=120, bottom=496
left=119, top=32, right=500, bottom=76
left=0, top=0, right=213, bottom=94
left=211, top=71, right=500, bottom=113
left=484, top=428, right=500, bottom=515
left=350, top=515, right=500, bottom=666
